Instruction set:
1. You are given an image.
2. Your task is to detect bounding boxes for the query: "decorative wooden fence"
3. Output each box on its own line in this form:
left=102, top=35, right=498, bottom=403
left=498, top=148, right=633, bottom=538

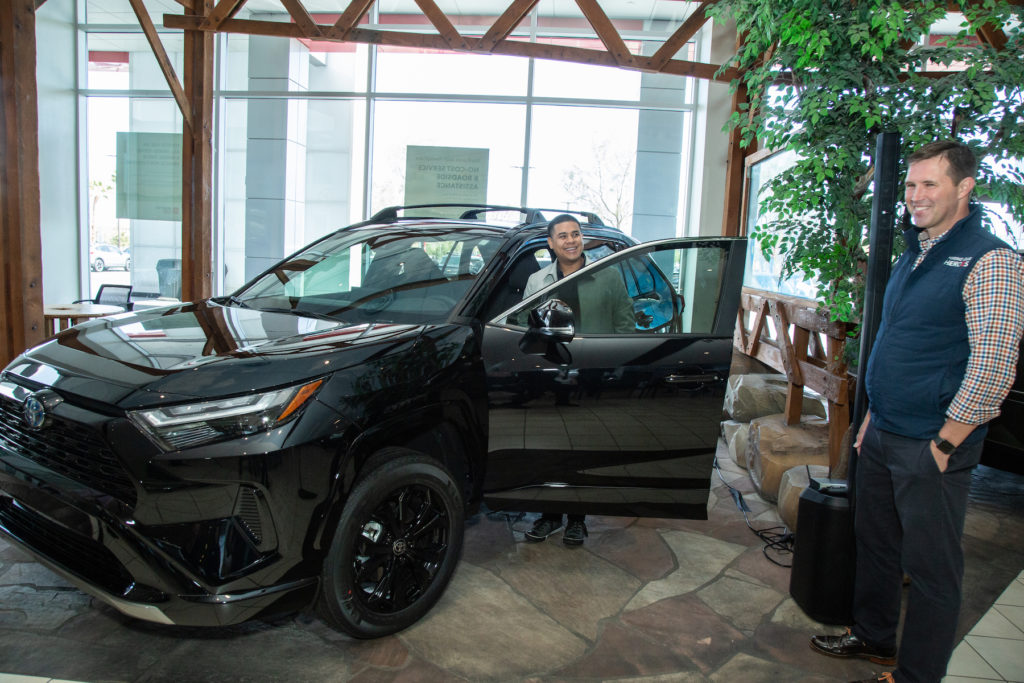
left=733, top=287, right=853, bottom=472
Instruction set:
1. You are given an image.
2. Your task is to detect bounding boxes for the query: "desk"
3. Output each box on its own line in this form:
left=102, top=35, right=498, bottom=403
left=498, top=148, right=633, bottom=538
left=44, top=303, right=125, bottom=336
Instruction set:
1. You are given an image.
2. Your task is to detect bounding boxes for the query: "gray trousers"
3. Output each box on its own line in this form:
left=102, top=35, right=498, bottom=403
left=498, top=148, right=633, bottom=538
left=852, top=421, right=982, bottom=683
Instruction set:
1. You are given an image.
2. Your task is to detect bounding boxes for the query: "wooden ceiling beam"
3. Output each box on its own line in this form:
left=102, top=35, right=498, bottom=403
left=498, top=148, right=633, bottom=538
left=648, top=0, right=716, bottom=71
left=575, top=0, right=634, bottom=66
left=201, top=0, right=247, bottom=30
left=413, top=0, right=470, bottom=51
left=478, top=0, right=539, bottom=52
left=281, top=0, right=322, bottom=38
left=975, top=23, right=1007, bottom=51
left=165, top=13, right=738, bottom=82
left=128, top=0, right=194, bottom=133
left=329, top=0, right=377, bottom=41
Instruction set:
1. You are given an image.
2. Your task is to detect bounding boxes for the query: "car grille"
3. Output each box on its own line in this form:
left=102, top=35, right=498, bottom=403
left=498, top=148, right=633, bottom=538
left=0, top=397, right=137, bottom=506
left=0, top=496, right=134, bottom=597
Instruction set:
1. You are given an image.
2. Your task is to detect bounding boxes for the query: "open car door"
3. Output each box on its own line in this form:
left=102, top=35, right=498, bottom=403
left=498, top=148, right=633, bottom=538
left=480, top=236, right=746, bottom=519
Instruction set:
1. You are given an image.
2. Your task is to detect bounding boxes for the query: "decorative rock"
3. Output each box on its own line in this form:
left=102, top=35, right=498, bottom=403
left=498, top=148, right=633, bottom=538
left=721, top=420, right=745, bottom=443
left=723, top=373, right=827, bottom=423
left=777, top=464, right=830, bottom=531
left=728, top=424, right=750, bottom=470
left=746, top=414, right=830, bottom=503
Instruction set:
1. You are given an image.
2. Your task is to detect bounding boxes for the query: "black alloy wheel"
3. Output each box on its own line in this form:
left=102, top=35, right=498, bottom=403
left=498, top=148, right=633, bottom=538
left=317, top=450, right=464, bottom=638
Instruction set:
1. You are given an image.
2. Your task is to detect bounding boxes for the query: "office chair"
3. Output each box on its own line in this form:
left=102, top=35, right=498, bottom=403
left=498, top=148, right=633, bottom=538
left=74, top=284, right=134, bottom=311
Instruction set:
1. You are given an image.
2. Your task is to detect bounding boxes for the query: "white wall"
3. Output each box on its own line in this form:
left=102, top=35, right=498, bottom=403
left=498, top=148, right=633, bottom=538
left=35, top=0, right=81, bottom=304
left=690, top=18, right=736, bottom=237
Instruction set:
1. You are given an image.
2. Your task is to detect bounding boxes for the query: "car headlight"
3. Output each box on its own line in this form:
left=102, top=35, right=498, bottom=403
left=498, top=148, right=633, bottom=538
left=129, top=378, right=324, bottom=451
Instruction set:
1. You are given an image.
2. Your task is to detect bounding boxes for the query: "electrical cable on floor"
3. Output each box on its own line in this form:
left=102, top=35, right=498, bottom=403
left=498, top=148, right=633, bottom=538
left=713, top=456, right=794, bottom=568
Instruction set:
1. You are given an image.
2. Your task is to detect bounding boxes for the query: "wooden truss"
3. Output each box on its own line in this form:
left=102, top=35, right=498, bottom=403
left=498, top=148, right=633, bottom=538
left=734, top=288, right=852, bottom=472
left=162, top=0, right=735, bottom=81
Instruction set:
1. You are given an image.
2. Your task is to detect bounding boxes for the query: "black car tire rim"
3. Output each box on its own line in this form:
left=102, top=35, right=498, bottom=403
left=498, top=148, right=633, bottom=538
left=318, top=451, right=464, bottom=638
left=352, top=482, right=448, bottom=613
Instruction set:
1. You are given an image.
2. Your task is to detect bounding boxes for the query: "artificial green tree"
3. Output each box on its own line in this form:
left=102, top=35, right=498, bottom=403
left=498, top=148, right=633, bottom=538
left=709, top=0, right=1024, bottom=324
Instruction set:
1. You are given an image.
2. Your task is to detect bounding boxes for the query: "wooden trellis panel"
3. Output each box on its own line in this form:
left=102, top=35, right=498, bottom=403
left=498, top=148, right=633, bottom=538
left=733, top=287, right=852, bottom=472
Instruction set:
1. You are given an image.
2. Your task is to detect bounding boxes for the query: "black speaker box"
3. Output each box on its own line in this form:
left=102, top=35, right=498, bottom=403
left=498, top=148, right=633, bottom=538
left=789, top=484, right=855, bottom=625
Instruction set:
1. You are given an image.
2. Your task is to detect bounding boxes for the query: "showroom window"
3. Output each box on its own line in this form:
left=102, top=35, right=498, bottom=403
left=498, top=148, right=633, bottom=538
left=79, top=4, right=705, bottom=299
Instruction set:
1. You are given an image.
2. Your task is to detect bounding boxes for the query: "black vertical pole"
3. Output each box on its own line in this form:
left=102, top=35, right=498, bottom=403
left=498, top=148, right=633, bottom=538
left=849, top=131, right=902, bottom=488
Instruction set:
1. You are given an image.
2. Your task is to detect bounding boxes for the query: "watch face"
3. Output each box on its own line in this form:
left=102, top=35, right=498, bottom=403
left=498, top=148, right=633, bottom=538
left=934, top=437, right=956, bottom=455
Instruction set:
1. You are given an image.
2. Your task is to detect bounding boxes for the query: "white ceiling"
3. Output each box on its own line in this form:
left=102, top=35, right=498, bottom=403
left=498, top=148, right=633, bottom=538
left=84, top=0, right=705, bottom=25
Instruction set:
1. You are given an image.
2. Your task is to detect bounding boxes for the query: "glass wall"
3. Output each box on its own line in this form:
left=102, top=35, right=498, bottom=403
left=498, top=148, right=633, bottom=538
left=79, top=4, right=705, bottom=300
left=85, top=32, right=184, bottom=302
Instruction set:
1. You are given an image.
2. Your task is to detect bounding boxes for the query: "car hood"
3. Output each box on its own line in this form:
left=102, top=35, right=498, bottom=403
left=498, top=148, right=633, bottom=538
left=6, top=300, right=431, bottom=409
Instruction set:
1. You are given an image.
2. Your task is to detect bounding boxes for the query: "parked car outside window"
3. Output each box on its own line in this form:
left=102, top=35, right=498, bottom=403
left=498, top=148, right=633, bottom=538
left=0, top=205, right=746, bottom=638
left=90, top=243, right=130, bottom=271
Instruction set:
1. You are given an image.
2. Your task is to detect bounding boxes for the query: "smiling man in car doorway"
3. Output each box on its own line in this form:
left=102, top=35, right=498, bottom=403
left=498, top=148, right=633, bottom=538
left=810, top=141, right=1024, bottom=683
left=520, top=213, right=634, bottom=546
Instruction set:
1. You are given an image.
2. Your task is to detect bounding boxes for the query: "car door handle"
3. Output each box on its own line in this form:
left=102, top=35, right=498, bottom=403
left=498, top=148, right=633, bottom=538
left=665, top=373, right=720, bottom=385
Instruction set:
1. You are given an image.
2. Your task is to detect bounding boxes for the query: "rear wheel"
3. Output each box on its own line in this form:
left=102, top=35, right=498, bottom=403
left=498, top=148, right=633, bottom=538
left=317, top=450, right=464, bottom=638
left=93, top=258, right=105, bottom=272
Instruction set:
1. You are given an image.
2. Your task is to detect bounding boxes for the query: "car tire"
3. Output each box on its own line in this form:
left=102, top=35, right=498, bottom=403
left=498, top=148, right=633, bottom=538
left=93, top=258, right=105, bottom=272
left=124, top=258, right=131, bottom=271
left=316, top=450, right=464, bottom=638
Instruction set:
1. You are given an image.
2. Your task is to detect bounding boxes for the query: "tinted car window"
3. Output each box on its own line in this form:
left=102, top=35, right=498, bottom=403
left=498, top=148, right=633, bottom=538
left=500, top=243, right=729, bottom=335
left=238, top=227, right=503, bottom=323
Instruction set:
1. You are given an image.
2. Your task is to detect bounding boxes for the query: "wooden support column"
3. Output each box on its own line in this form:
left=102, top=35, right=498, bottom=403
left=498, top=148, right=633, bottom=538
left=181, top=0, right=215, bottom=303
left=0, top=0, right=46, bottom=366
left=721, top=81, right=751, bottom=237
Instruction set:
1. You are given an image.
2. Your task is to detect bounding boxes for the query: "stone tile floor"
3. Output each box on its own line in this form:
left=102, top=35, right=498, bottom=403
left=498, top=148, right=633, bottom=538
left=1, top=442, right=1022, bottom=683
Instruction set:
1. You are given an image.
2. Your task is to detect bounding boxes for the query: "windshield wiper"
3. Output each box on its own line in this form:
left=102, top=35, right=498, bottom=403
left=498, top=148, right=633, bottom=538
left=260, top=306, right=338, bottom=322
left=219, top=295, right=252, bottom=309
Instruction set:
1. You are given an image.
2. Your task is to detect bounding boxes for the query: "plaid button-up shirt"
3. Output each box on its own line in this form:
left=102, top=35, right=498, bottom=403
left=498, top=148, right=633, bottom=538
left=915, top=232, right=1024, bottom=425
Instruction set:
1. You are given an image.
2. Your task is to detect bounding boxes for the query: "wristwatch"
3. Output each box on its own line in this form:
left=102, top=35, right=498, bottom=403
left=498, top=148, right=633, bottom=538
left=932, top=436, right=957, bottom=455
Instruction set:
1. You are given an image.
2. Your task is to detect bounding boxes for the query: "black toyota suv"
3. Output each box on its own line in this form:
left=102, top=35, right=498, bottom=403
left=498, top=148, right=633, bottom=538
left=0, top=204, right=745, bottom=638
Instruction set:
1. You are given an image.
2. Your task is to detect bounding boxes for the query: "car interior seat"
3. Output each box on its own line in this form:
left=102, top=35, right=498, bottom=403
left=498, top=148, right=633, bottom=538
left=399, top=247, right=442, bottom=283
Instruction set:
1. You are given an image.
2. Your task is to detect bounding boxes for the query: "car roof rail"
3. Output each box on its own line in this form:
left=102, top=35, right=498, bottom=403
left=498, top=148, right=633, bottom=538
left=524, top=208, right=605, bottom=227
left=368, top=204, right=609, bottom=228
left=369, top=204, right=548, bottom=225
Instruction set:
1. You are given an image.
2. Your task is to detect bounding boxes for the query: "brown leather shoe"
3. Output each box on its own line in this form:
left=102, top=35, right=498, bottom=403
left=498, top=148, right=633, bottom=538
left=810, top=628, right=897, bottom=666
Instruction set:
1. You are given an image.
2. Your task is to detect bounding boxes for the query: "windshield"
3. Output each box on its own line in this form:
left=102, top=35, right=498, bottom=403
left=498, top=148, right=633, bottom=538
left=235, top=226, right=504, bottom=323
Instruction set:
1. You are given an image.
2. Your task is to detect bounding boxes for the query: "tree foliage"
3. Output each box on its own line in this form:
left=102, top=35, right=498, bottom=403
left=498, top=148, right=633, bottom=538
left=709, top=0, right=1024, bottom=323
left=562, top=140, right=635, bottom=232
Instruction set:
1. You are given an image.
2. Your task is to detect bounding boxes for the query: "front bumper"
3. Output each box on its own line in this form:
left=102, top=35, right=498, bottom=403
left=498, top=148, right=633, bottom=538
left=0, top=381, right=340, bottom=627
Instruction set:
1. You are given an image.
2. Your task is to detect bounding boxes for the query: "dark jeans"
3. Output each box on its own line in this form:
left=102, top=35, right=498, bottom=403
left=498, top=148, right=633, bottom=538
left=852, top=421, right=981, bottom=683
left=540, top=513, right=585, bottom=524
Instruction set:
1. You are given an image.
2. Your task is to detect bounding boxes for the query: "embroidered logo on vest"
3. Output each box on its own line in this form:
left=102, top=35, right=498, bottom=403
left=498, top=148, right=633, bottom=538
left=944, top=256, right=972, bottom=268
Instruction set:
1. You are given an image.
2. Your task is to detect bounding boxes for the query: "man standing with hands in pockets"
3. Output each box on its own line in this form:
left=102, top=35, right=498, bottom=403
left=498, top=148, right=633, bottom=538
left=810, top=140, right=1024, bottom=683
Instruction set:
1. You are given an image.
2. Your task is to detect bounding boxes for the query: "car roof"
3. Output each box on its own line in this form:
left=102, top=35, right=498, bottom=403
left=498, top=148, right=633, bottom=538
left=352, top=203, right=627, bottom=247
left=367, top=203, right=606, bottom=227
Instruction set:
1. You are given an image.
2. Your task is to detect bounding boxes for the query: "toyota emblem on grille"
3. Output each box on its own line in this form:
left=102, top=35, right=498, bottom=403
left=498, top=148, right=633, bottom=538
left=23, top=390, right=61, bottom=430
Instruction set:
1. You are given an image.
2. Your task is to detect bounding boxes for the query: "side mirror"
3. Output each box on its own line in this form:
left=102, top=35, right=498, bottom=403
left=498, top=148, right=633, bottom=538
left=528, top=299, right=574, bottom=342
left=518, top=299, right=574, bottom=362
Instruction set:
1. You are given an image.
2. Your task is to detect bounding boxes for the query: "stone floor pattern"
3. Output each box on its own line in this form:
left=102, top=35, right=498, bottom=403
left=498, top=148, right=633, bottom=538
left=1, top=442, right=1022, bottom=683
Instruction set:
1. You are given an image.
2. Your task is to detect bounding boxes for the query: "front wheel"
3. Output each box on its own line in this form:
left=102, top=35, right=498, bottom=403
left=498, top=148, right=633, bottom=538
left=317, top=451, right=464, bottom=638
left=93, top=258, right=105, bottom=272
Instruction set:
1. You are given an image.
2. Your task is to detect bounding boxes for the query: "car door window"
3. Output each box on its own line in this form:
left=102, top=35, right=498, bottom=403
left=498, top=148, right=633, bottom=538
left=497, top=240, right=736, bottom=336
left=482, top=236, right=629, bottom=322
